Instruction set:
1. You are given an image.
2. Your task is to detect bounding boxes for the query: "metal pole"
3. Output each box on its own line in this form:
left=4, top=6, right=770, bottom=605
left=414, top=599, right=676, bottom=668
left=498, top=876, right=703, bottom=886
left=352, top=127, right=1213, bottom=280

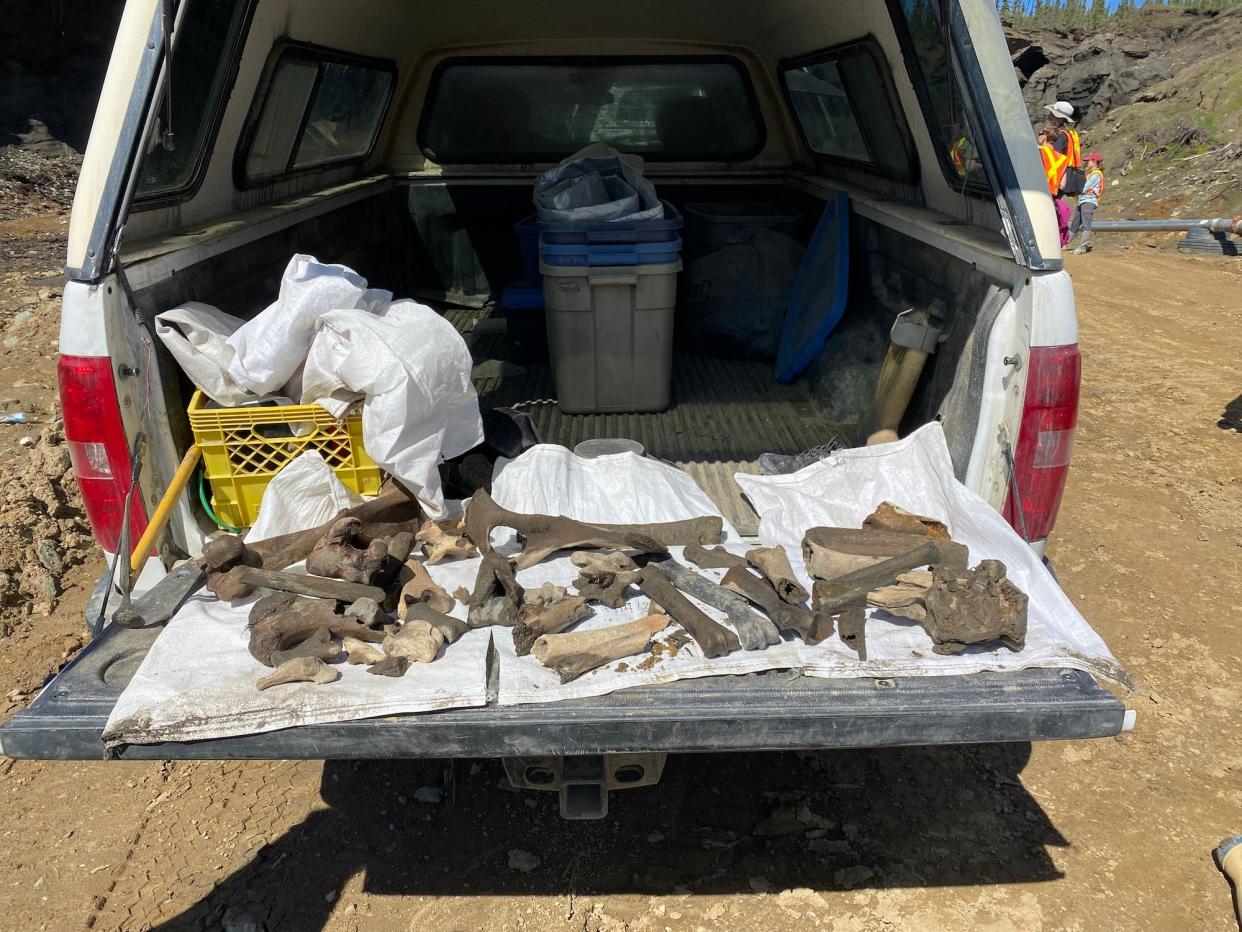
left=1091, top=218, right=1242, bottom=234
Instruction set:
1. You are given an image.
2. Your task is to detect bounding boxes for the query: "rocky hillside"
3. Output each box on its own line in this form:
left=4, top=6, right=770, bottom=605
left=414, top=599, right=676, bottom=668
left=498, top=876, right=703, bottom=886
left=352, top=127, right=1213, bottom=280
left=1005, top=3, right=1241, bottom=219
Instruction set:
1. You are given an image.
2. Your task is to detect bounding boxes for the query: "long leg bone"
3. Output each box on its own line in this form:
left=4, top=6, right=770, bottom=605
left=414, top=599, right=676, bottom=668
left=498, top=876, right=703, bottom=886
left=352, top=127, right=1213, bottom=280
left=533, top=612, right=671, bottom=683
left=656, top=558, right=779, bottom=650
left=217, top=566, right=385, bottom=605
left=256, top=657, right=339, bottom=690
left=802, top=527, right=968, bottom=581
left=683, top=544, right=749, bottom=571
left=466, top=552, right=525, bottom=628
left=745, top=546, right=810, bottom=605
left=512, top=595, right=593, bottom=656
left=397, top=560, right=456, bottom=617
left=635, top=567, right=739, bottom=658
left=867, top=570, right=933, bottom=621
left=463, top=489, right=723, bottom=571
left=811, top=542, right=939, bottom=617
left=247, top=592, right=384, bottom=667
left=719, top=566, right=820, bottom=639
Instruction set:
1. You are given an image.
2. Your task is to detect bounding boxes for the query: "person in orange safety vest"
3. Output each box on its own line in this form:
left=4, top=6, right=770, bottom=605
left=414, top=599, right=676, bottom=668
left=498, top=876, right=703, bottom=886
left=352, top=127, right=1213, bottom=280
left=1038, top=129, right=1072, bottom=246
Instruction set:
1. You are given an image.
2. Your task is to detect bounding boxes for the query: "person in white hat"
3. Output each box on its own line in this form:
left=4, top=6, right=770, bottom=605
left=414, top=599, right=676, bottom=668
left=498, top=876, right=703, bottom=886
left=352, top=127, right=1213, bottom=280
left=1043, top=101, right=1081, bottom=164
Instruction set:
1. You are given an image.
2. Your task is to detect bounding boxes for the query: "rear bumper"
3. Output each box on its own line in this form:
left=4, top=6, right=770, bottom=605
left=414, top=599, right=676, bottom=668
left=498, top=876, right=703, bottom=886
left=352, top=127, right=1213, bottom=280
left=0, top=622, right=1127, bottom=761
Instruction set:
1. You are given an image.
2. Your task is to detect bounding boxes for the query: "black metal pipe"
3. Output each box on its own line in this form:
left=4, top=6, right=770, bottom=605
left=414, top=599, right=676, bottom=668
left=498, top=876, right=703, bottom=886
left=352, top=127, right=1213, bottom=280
left=1092, top=218, right=1242, bottom=234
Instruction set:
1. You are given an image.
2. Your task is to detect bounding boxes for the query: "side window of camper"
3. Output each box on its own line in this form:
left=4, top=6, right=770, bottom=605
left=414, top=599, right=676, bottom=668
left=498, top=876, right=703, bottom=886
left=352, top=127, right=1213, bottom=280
left=888, top=0, right=988, bottom=192
left=780, top=40, right=917, bottom=182
left=134, top=0, right=252, bottom=203
left=239, top=46, right=396, bottom=187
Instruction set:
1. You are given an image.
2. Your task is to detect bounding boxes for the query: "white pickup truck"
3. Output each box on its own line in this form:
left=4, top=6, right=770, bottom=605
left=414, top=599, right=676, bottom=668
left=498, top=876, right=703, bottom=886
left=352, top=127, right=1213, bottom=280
left=1, top=0, right=1125, bottom=802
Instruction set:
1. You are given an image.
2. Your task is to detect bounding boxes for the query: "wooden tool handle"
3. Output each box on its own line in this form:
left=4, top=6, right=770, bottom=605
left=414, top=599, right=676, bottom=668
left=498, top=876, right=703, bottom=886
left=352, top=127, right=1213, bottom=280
left=130, top=444, right=202, bottom=577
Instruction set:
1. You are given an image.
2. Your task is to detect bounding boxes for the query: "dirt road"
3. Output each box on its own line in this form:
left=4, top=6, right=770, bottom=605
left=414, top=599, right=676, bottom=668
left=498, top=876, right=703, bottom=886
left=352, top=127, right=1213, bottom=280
left=0, top=241, right=1239, bottom=931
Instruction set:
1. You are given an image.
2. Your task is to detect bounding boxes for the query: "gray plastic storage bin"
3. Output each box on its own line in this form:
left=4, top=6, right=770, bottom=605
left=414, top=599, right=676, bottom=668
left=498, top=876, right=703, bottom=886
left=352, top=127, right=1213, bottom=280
left=541, top=259, right=681, bottom=414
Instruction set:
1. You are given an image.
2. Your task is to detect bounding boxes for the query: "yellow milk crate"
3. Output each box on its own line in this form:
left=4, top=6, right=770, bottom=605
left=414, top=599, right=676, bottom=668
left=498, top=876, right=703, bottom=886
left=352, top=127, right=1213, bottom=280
left=187, top=390, right=382, bottom=528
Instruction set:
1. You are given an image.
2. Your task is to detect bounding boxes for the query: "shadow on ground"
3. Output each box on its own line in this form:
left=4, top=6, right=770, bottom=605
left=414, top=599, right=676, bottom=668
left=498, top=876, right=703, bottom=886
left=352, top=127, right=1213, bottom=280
left=155, top=744, right=1064, bottom=929
left=1219, top=394, right=1242, bottom=432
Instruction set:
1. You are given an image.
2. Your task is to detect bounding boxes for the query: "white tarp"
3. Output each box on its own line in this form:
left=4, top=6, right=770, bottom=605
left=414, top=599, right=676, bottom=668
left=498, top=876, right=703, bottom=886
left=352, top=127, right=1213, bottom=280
left=153, top=302, right=252, bottom=406
left=299, top=301, right=484, bottom=517
left=735, top=423, right=1126, bottom=685
left=225, top=254, right=391, bottom=397
left=244, top=451, right=362, bottom=544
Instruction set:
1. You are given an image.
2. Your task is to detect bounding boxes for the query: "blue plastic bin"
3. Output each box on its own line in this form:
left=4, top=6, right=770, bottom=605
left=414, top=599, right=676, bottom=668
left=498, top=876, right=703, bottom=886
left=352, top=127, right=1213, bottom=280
left=537, top=201, right=683, bottom=268
left=501, top=281, right=547, bottom=362
left=515, top=216, right=541, bottom=281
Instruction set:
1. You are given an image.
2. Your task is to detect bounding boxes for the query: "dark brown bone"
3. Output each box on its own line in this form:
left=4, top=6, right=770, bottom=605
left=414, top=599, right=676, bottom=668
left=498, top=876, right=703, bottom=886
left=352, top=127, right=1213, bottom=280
left=684, top=544, right=749, bottom=571
left=367, top=655, right=410, bottom=677
left=811, top=542, right=939, bottom=617
left=202, top=536, right=262, bottom=601
left=922, top=560, right=1027, bottom=654
left=218, top=565, right=385, bottom=605
left=463, top=489, right=722, bottom=571
left=802, top=527, right=968, bottom=581
left=403, top=603, right=469, bottom=644
left=270, top=627, right=341, bottom=666
left=571, top=551, right=640, bottom=608
left=635, top=567, right=739, bottom=658
left=374, top=531, right=416, bottom=592
left=863, top=501, right=950, bottom=539
left=246, top=489, right=422, bottom=572
left=720, top=566, right=820, bottom=639
left=837, top=606, right=868, bottom=659
left=306, top=517, right=389, bottom=585
left=532, top=612, right=671, bottom=683
left=804, top=611, right=836, bottom=646
left=247, top=592, right=384, bottom=667
left=466, top=551, right=525, bottom=628
left=657, top=558, right=779, bottom=650
left=512, top=595, right=593, bottom=656
left=746, top=546, right=810, bottom=605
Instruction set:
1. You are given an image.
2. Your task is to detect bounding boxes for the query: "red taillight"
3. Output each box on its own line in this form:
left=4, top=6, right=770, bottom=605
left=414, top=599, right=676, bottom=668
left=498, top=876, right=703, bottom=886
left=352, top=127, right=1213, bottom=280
left=1003, top=344, right=1081, bottom=541
left=58, top=354, right=148, bottom=553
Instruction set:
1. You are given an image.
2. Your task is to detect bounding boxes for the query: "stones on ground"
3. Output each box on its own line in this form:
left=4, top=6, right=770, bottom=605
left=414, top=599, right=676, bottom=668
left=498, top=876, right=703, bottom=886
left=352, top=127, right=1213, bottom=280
left=413, top=785, right=443, bottom=804
left=508, top=849, right=541, bottom=873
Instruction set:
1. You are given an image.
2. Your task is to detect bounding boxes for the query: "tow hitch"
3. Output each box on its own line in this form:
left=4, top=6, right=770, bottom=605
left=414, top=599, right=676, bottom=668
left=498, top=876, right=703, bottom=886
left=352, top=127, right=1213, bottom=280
left=503, top=753, right=667, bottom=819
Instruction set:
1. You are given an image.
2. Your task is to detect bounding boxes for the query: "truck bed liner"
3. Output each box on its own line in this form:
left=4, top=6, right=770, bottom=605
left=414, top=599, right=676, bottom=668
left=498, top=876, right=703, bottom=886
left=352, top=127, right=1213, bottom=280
left=0, top=621, right=1126, bottom=761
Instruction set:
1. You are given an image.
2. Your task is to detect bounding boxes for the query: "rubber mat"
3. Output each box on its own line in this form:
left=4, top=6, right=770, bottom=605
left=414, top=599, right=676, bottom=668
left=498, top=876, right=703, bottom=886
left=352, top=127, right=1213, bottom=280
left=452, top=308, right=846, bottom=535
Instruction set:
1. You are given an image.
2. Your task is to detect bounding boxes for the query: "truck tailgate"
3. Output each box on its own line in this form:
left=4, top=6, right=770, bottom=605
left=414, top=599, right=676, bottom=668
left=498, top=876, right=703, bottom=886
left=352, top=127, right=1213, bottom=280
left=0, top=622, right=1127, bottom=760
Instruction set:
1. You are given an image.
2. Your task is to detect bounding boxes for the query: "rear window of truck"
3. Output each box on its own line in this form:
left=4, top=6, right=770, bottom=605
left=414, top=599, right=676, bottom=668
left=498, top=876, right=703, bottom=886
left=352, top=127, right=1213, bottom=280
left=418, top=58, right=764, bottom=163
left=238, top=44, right=396, bottom=186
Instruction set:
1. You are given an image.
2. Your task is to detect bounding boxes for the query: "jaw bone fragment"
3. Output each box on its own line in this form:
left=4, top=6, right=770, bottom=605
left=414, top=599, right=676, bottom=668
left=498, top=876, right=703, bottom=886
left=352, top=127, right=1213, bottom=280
left=256, top=657, right=339, bottom=690
left=466, top=551, right=525, bottom=628
left=745, top=546, right=809, bottom=605
left=532, top=611, right=671, bottom=683
left=463, top=488, right=723, bottom=570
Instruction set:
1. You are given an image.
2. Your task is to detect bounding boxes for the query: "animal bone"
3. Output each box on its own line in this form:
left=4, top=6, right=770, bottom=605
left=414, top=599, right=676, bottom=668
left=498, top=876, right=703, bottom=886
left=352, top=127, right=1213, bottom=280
left=343, top=636, right=385, bottom=665
left=570, top=551, right=638, bottom=575
left=683, top=544, right=749, bottom=571
left=202, top=536, right=263, bottom=601
left=403, top=603, right=468, bottom=644
left=811, top=542, right=940, bottom=617
left=867, top=570, right=933, bottom=621
left=802, top=527, right=968, bottom=581
left=524, top=582, right=569, bottom=607
left=397, top=561, right=456, bottom=617
left=921, top=561, right=1027, bottom=654
left=270, top=627, right=341, bottom=666
left=571, top=551, right=640, bottom=608
left=635, top=566, right=739, bottom=658
left=306, top=517, right=389, bottom=585
left=416, top=518, right=478, bottom=564
left=804, top=612, right=836, bottom=646
left=383, top=619, right=445, bottom=663
left=463, top=488, right=722, bottom=570
left=512, top=595, right=593, bottom=656
left=256, top=657, right=339, bottom=690
left=863, top=501, right=950, bottom=539
left=344, top=597, right=387, bottom=628
left=452, top=586, right=471, bottom=603
left=374, top=531, right=415, bottom=592
left=367, top=655, right=410, bottom=677
left=657, top=558, right=780, bottom=650
left=533, top=612, right=671, bottom=683
left=746, top=546, right=810, bottom=605
left=466, top=551, right=525, bottom=628
left=247, top=592, right=384, bottom=667
left=836, top=606, right=868, bottom=659
left=215, top=565, right=386, bottom=606
left=719, top=566, right=820, bottom=639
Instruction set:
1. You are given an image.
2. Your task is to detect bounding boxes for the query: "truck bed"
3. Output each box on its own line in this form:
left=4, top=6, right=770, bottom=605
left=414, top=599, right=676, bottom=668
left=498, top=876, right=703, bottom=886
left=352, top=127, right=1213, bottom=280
left=0, top=620, right=1126, bottom=760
